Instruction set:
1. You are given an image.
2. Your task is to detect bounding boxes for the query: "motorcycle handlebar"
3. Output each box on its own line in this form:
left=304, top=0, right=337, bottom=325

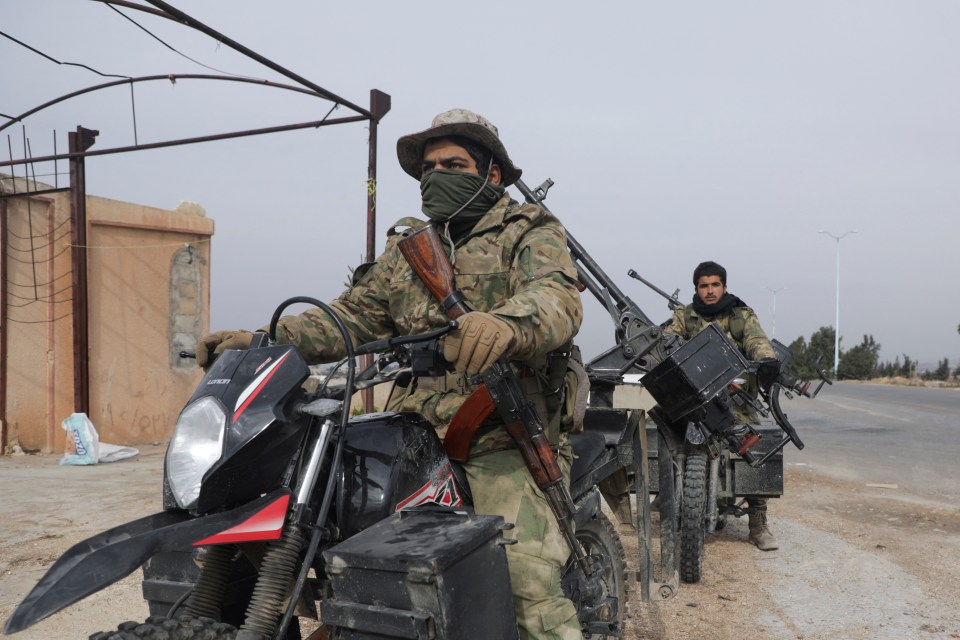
left=354, top=321, right=458, bottom=356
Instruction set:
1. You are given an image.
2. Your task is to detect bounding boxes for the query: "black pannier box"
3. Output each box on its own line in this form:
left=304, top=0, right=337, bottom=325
left=642, top=323, right=749, bottom=423
left=645, top=425, right=785, bottom=497
left=321, top=508, right=518, bottom=640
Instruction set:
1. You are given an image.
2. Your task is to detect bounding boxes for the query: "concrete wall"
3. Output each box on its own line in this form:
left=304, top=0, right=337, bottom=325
left=2, top=179, right=213, bottom=453
left=612, top=382, right=657, bottom=411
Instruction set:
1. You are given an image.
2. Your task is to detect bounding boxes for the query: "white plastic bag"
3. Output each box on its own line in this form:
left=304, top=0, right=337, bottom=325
left=98, top=442, right=139, bottom=463
left=60, top=412, right=100, bottom=465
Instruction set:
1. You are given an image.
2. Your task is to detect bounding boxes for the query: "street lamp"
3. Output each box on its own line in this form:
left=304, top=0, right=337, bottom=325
left=763, top=286, right=785, bottom=339
left=818, top=229, right=858, bottom=375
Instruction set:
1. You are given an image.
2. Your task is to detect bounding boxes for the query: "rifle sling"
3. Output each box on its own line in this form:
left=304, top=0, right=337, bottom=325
left=443, top=386, right=497, bottom=462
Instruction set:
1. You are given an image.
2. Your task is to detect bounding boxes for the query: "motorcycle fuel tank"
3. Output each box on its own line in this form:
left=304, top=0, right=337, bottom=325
left=336, top=412, right=468, bottom=539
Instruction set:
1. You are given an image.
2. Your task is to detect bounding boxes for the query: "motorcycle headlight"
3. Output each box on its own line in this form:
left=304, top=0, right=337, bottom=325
left=166, top=397, right=226, bottom=509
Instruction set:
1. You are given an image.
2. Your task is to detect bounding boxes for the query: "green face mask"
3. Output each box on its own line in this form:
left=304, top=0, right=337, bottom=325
left=420, top=169, right=505, bottom=222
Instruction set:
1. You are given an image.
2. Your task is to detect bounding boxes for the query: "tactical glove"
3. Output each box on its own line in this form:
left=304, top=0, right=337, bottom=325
left=196, top=329, right=254, bottom=369
left=756, top=358, right=782, bottom=389
left=442, top=311, right=517, bottom=377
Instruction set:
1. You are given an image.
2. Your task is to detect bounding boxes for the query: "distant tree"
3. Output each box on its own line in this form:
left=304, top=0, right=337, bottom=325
left=922, top=358, right=950, bottom=381
left=876, top=354, right=919, bottom=378
left=876, top=356, right=898, bottom=377
left=939, top=358, right=952, bottom=380
left=838, top=334, right=880, bottom=380
left=809, top=326, right=838, bottom=375
left=785, top=336, right=810, bottom=378
left=899, top=354, right=915, bottom=377
left=785, top=327, right=838, bottom=379
left=887, top=356, right=900, bottom=377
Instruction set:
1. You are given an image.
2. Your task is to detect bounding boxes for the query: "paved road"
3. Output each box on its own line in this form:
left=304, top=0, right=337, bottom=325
left=779, top=381, right=960, bottom=504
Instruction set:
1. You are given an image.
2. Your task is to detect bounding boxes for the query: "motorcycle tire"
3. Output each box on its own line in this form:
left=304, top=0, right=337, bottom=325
left=576, top=511, right=628, bottom=639
left=88, top=614, right=238, bottom=639
left=680, top=450, right=708, bottom=584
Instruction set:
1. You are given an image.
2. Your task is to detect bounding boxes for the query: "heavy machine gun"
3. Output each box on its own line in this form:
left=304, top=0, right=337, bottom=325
left=514, top=177, right=754, bottom=600
left=515, top=178, right=747, bottom=414
left=514, top=176, right=830, bottom=590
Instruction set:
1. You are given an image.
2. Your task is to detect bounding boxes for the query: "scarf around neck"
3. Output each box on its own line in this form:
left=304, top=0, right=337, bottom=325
left=690, top=292, right=746, bottom=318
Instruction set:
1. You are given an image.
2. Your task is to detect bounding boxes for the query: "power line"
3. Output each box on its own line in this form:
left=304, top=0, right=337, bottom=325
left=5, top=216, right=71, bottom=241
left=5, top=229, right=71, bottom=253
left=0, top=30, right=130, bottom=80
left=6, top=270, right=71, bottom=288
left=4, top=242, right=72, bottom=263
left=7, top=296, right=72, bottom=308
left=105, top=3, right=258, bottom=80
left=65, top=237, right=210, bottom=250
left=4, top=312, right=72, bottom=324
left=6, top=283, right=73, bottom=301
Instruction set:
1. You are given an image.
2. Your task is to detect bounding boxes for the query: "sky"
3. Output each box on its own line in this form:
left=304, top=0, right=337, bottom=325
left=3, top=1, right=958, bottom=369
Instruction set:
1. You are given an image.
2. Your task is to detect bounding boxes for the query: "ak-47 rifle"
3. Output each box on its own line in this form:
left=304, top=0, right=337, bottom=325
left=397, top=225, right=596, bottom=579
left=627, top=269, right=683, bottom=311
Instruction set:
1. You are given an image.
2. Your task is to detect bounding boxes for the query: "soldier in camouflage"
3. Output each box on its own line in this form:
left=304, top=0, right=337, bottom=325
left=663, top=260, right=780, bottom=551
left=197, top=109, right=584, bottom=639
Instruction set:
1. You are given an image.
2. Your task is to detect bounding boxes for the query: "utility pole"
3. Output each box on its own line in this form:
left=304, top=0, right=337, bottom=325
left=818, top=229, right=857, bottom=375
left=763, top=286, right=785, bottom=339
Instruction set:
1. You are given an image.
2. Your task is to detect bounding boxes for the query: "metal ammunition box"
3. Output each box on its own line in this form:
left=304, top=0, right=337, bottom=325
left=641, top=323, right=749, bottom=423
left=321, top=508, right=518, bottom=639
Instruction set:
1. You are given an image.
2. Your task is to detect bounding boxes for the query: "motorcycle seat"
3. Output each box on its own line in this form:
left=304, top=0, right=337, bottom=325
left=582, top=407, right=631, bottom=446
left=570, top=431, right=607, bottom=486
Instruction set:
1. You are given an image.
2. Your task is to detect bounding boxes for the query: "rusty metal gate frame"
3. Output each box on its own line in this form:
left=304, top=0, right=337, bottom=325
left=0, top=0, right=391, bottom=450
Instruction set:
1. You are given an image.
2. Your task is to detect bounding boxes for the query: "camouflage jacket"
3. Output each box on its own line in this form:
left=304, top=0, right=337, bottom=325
left=273, top=193, right=583, bottom=453
left=663, top=303, right=775, bottom=361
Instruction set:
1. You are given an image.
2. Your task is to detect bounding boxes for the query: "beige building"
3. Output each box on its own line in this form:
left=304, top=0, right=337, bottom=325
left=1, top=176, right=213, bottom=453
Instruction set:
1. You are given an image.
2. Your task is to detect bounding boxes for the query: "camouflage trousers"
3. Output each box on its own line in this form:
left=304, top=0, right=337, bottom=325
left=464, top=444, right=582, bottom=640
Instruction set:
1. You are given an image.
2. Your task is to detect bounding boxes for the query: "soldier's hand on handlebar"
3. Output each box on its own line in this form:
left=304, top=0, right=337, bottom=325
left=196, top=330, right=254, bottom=369
left=756, top=358, right=782, bottom=389
left=442, top=311, right=517, bottom=376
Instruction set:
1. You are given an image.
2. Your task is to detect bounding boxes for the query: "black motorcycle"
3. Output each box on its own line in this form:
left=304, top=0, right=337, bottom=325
left=3, top=297, right=631, bottom=640
left=645, top=337, right=831, bottom=583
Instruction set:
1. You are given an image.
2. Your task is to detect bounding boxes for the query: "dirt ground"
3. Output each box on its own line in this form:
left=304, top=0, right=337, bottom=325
left=620, top=464, right=960, bottom=640
left=2, top=448, right=959, bottom=639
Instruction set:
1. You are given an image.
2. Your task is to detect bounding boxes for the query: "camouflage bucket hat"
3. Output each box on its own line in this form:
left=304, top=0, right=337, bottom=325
left=396, top=108, right=523, bottom=186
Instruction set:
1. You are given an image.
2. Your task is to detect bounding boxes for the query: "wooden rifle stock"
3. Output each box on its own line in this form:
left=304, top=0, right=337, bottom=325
left=398, top=226, right=470, bottom=319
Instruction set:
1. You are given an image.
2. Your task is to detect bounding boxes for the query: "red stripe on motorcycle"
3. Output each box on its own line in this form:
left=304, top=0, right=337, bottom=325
left=232, top=351, right=291, bottom=424
left=395, top=463, right=463, bottom=510
left=192, top=494, right=290, bottom=546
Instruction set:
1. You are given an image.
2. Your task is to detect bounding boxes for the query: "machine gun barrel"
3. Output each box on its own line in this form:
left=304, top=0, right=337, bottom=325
left=515, top=178, right=655, bottom=328
left=627, top=269, right=683, bottom=311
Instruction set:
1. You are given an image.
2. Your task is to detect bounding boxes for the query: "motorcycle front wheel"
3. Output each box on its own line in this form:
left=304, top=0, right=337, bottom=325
left=575, top=511, right=628, bottom=639
left=680, top=450, right=708, bottom=584
left=89, top=614, right=238, bottom=639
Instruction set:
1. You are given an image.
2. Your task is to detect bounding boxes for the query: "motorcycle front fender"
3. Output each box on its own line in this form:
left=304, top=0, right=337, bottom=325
left=4, top=489, right=292, bottom=635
